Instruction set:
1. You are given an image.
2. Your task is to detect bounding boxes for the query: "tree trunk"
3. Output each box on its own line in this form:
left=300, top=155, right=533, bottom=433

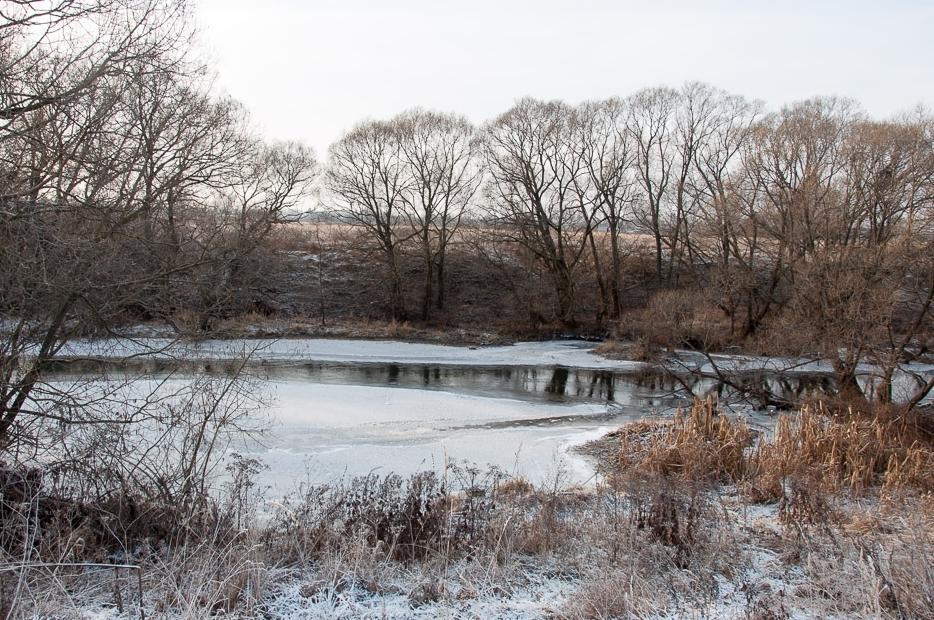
left=554, top=264, right=577, bottom=327
left=833, top=357, right=866, bottom=405
left=0, top=296, right=75, bottom=444
left=435, top=250, right=446, bottom=311
left=875, top=366, right=894, bottom=405
left=588, top=230, right=608, bottom=323
left=387, top=249, right=405, bottom=321
left=608, top=220, right=622, bottom=319
left=421, top=249, right=433, bottom=322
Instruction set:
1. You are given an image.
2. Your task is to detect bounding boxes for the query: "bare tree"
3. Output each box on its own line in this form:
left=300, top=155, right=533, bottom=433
left=626, top=87, right=678, bottom=281
left=326, top=120, right=413, bottom=320
left=0, top=0, right=316, bottom=446
left=666, top=82, right=734, bottom=279
left=576, top=97, right=637, bottom=319
left=746, top=97, right=860, bottom=257
left=691, top=89, right=762, bottom=270
left=717, top=101, right=934, bottom=407
left=396, top=109, right=479, bottom=320
left=482, top=98, right=598, bottom=326
left=196, top=139, right=317, bottom=326
left=708, top=98, right=859, bottom=340
left=0, top=0, right=191, bottom=124
left=842, top=115, right=934, bottom=247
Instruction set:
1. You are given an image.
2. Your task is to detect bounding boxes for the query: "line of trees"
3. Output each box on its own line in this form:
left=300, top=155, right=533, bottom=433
left=326, top=87, right=931, bottom=330
left=326, top=110, right=479, bottom=321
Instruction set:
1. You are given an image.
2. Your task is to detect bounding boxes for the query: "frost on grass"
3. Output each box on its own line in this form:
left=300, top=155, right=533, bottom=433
left=5, top=401, right=932, bottom=619
left=261, top=562, right=574, bottom=619
left=34, top=492, right=930, bottom=620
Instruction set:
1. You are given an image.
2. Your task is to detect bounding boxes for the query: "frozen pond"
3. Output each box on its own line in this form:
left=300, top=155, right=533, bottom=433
left=41, top=338, right=933, bottom=496
left=260, top=382, right=637, bottom=494
left=233, top=360, right=711, bottom=495
left=43, top=356, right=691, bottom=496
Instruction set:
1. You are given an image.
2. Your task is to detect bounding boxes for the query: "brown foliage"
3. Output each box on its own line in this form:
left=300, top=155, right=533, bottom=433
left=609, top=400, right=934, bottom=515
left=748, top=405, right=934, bottom=501
left=613, top=398, right=753, bottom=485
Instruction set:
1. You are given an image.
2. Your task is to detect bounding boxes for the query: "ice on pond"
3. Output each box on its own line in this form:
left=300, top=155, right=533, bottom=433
left=38, top=337, right=933, bottom=497
left=247, top=382, right=634, bottom=495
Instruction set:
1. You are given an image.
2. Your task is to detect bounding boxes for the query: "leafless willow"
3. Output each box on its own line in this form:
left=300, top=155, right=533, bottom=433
left=326, top=109, right=478, bottom=321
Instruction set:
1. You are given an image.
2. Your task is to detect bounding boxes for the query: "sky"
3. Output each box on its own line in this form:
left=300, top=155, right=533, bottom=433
left=195, top=0, right=934, bottom=157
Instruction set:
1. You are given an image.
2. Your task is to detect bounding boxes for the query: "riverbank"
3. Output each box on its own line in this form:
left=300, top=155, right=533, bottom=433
left=122, top=317, right=525, bottom=347
left=7, top=400, right=932, bottom=619
left=21, top=490, right=930, bottom=619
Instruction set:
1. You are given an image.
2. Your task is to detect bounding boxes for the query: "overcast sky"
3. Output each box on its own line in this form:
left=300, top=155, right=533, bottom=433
left=195, top=0, right=934, bottom=156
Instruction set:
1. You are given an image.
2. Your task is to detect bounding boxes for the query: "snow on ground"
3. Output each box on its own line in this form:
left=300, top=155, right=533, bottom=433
left=71, top=497, right=827, bottom=620
left=261, top=569, right=576, bottom=620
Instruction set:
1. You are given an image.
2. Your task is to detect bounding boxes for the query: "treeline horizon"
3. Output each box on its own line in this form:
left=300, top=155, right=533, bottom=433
left=317, top=86, right=930, bottom=348
left=308, top=86, right=928, bottom=225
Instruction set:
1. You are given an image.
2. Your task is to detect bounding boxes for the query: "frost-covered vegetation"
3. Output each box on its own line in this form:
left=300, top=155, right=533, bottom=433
left=1, top=1, right=932, bottom=618
left=3, top=401, right=932, bottom=618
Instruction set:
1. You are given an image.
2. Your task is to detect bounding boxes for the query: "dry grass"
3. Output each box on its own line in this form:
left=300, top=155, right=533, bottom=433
left=4, top=464, right=933, bottom=618
left=604, top=399, right=933, bottom=504
left=616, top=288, right=735, bottom=351
left=592, top=338, right=627, bottom=359
left=0, top=461, right=743, bottom=617
left=613, top=398, right=754, bottom=485
left=746, top=405, right=934, bottom=503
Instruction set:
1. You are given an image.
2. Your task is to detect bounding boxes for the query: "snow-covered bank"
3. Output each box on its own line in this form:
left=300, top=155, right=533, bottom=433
left=54, top=336, right=934, bottom=381
left=48, top=490, right=929, bottom=620
left=57, top=337, right=649, bottom=370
